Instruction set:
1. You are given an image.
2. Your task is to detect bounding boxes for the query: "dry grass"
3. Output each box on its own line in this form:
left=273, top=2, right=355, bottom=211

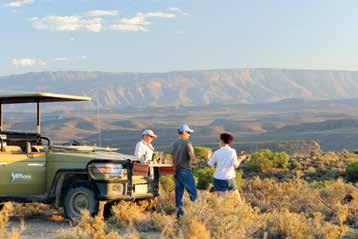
left=3, top=150, right=357, bottom=239
left=263, top=209, right=345, bottom=239
left=55, top=211, right=123, bottom=239
left=180, top=192, right=261, bottom=239
left=0, top=203, right=23, bottom=239
left=46, top=176, right=357, bottom=239
left=243, top=177, right=357, bottom=229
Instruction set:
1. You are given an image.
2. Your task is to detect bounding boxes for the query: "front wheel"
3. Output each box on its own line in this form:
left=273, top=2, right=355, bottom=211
left=64, top=186, right=99, bottom=221
left=103, top=201, right=116, bottom=219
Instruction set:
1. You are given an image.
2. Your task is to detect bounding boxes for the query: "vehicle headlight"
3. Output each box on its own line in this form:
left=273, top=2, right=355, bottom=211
left=88, top=163, right=123, bottom=180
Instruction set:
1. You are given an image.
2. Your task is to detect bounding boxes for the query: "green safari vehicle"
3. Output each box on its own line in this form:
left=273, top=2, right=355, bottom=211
left=0, top=92, right=166, bottom=220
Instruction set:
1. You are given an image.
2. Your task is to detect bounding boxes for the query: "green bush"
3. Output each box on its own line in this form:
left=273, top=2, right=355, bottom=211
left=159, top=175, right=175, bottom=193
left=272, top=152, right=289, bottom=169
left=247, top=149, right=290, bottom=172
left=235, top=171, right=243, bottom=189
left=195, top=167, right=215, bottom=190
left=248, top=149, right=274, bottom=172
left=194, top=146, right=212, bottom=164
left=345, top=161, right=358, bottom=183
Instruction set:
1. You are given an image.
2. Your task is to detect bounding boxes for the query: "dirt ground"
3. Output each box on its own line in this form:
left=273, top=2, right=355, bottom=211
left=8, top=209, right=161, bottom=239
left=9, top=214, right=71, bottom=239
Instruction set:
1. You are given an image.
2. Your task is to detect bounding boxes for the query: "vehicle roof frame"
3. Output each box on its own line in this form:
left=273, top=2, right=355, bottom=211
left=0, top=92, right=91, bottom=134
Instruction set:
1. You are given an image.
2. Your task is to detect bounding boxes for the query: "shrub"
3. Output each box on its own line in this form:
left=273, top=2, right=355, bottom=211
left=235, top=171, right=243, bottom=189
left=182, top=219, right=211, bottom=239
left=194, top=167, right=215, bottom=190
left=272, top=152, right=289, bottom=169
left=56, top=211, right=122, bottom=239
left=159, top=175, right=175, bottom=193
left=0, top=203, right=22, bottom=239
left=262, top=209, right=345, bottom=239
left=243, top=177, right=357, bottom=230
left=243, top=177, right=323, bottom=215
left=248, top=149, right=274, bottom=172
left=111, top=200, right=175, bottom=233
left=345, top=161, right=358, bottom=182
left=156, top=192, right=176, bottom=215
left=182, top=192, right=263, bottom=239
left=194, top=146, right=212, bottom=164
left=136, top=212, right=174, bottom=232
left=111, top=201, right=149, bottom=228
left=319, top=179, right=356, bottom=226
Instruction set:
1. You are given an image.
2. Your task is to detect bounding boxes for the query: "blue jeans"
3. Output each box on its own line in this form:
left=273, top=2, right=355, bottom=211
left=174, top=169, right=198, bottom=217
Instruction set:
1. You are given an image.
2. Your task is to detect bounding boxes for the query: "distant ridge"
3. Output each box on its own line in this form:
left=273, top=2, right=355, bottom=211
left=1, top=68, right=358, bottom=109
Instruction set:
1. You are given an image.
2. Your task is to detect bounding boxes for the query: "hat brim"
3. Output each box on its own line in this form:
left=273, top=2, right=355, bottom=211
left=147, top=133, right=158, bottom=138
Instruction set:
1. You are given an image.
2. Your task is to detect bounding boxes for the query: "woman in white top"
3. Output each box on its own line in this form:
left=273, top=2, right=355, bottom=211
left=208, top=132, right=244, bottom=198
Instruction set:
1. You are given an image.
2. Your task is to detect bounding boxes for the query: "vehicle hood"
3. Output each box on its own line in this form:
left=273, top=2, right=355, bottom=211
left=52, top=151, right=140, bottom=162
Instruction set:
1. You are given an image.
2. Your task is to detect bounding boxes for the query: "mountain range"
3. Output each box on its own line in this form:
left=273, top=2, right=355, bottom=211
left=1, top=68, right=358, bottom=109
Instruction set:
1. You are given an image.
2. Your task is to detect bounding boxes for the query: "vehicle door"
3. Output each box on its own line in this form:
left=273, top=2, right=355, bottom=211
left=0, top=149, right=46, bottom=196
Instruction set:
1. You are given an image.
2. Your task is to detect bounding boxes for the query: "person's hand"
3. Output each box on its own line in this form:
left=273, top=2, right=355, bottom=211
left=207, top=151, right=212, bottom=160
left=239, top=151, right=248, bottom=160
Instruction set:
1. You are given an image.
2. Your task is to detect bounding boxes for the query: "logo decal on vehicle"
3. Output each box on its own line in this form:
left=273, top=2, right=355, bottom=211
left=11, top=172, right=32, bottom=182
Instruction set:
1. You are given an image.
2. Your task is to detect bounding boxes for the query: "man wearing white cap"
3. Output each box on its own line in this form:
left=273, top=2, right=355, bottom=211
left=134, top=129, right=158, bottom=163
left=171, top=124, right=198, bottom=218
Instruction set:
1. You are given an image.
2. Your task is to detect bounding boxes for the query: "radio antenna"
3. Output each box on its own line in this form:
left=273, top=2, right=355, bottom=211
left=96, top=96, right=102, bottom=147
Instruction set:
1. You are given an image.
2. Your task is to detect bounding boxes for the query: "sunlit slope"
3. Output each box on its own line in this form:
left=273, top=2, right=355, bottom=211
left=2, top=69, right=358, bottom=109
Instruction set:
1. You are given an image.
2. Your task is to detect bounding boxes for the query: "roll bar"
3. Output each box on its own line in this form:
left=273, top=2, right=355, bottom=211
left=0, top=92, right=91, bottom=134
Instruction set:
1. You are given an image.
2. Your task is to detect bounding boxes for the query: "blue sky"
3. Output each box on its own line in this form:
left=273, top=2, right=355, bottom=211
left=1, top=0, right=358, bottom=76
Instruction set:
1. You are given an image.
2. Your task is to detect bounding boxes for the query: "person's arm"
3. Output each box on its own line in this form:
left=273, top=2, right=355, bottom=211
left=134, top=142, right=143, bottom=159
left=232, top=150, right=240, bottom=168
left=208, top=151, right=216, bottom=167
left=187, top=143, right=197, bottom=163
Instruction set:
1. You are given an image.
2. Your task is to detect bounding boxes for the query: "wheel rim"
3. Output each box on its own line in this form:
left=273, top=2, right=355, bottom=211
left=70, top=192, right=91, bottom=217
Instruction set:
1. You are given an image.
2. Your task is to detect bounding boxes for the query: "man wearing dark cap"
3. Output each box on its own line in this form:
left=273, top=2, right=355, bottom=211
left=171, top=124, right=198, bottom=218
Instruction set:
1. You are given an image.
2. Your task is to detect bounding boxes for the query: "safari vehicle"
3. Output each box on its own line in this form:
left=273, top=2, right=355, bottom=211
left=0, top=92, right=170, bottom=220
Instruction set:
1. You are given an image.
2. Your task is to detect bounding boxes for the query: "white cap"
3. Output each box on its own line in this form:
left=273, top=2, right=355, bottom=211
left=142, top=129, right=158, bottom=138
left=178, top=124, right=194, bottom=133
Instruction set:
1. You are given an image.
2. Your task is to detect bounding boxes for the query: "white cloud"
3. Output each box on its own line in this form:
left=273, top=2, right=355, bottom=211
left=54, top=57, right=70, bottom=62
left=143, top=11, right=176, bottom=18
left=30, top=7, right=186, bottom=33
left=109, top=14, right=150, bottom=32
left=167, top=7, right=189, bottom=16
left=12, top=58, right=46, bottom=66
left=109, top=9, right=179, bottom=32
left=53, top=56, right=87, bottom=63
left=31, top=16, right=102, bottom=32
left=84, top=10, right=118, bottom=17
left=4, top=0, right=33, bottom=8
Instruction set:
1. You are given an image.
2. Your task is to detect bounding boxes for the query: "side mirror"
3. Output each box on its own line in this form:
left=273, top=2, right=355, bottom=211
left=26, top=142, right=32, bottom=155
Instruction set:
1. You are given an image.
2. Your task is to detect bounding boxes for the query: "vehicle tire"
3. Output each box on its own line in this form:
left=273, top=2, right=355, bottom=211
left=103, top=201, right=115, bottom=219
left=64, top=186, right=99, bottom=221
